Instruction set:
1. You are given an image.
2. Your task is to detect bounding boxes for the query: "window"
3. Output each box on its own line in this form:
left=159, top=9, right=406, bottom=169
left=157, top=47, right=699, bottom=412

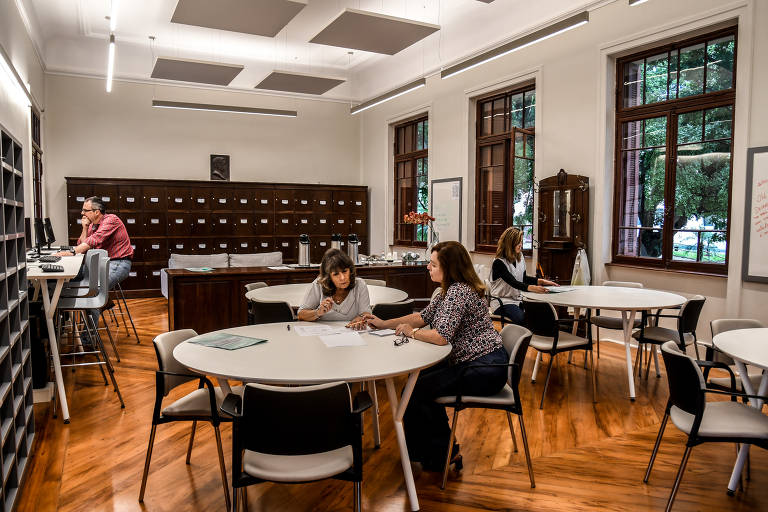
left=613, top=27, right=736, bottom=274
left=393, top=116, right=428, bottom=246
left=475, top=85, right=535, bottom=253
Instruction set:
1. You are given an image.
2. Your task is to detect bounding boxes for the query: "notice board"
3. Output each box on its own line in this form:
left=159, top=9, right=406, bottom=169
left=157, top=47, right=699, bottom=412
left=431, top=177, right=462, bottom=243
left=743, top=146, right=768, bottom=282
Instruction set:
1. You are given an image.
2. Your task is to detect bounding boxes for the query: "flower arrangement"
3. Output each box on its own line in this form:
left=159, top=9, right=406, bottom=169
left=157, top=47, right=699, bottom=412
left=403, top=211, right=435, bottom=225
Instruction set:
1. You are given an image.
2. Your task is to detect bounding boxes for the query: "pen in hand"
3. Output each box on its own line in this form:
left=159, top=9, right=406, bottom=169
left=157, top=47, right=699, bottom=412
left=286, top=324, right=291, bottom=331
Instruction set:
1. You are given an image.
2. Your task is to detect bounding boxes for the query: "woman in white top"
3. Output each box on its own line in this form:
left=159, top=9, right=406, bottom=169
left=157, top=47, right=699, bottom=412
left=297, top=248, right=370, bottom=329
left=489, top=227, right=557, bottom=324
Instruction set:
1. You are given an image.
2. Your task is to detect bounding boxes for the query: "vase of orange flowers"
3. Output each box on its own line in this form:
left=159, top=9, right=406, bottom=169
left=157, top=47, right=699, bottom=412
left=403, top=211, right=439, bottom=259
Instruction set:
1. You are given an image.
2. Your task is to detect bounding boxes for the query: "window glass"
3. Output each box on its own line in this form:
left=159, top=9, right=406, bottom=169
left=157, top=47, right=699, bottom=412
left=644, top=52, right=669, bottom=104
left=678, top=43, right=705, bottom=98
left=705, top=36, right=735, bottom=93
left=623, top=58, right=644, bottom=108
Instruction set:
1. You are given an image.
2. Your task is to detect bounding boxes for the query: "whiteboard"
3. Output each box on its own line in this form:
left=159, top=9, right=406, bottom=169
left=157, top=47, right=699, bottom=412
left=743, top=147, right=768, bottom=282
left=431, top=178, right=462, bottom=243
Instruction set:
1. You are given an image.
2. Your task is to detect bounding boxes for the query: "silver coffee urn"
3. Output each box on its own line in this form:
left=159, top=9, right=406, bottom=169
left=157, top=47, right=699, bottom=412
left=347, top=234, right=359, bottom=264
left=331, top=233, right=342, bottom=251
left=298, top=234, right=311, bottom=266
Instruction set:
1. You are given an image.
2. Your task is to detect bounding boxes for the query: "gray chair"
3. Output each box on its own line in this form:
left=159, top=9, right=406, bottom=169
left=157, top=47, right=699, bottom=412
left=704, top=319, right=766, bottom=392
left=363, top=278, right=386, bottom=287
left=56, top=251, right=124, bottom=410
left=244, top=281, right=268, bottom=292
left=221, top=382, right=372, bottom=512
left=139, top=329, right=240, bottom=510
left=435, top=324, right=535, bottom=489
left=371, top=299, right=414, bottom=320
left=644, top=341, right=768, bottom=511
left=248, top=298, right=294, bottom=324
left=590, top=281, right=643, bottom=358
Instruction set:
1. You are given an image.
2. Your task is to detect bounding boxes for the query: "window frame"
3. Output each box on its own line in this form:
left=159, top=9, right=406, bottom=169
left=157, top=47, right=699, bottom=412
left=393, top=115, right=429, bottom=247
left=612, top=27, right=737, bottom=275
left=474, top=84, right=536, bottom=254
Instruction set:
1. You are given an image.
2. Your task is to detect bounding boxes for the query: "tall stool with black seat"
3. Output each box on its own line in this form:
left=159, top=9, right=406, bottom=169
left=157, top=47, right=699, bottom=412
left=220, top=381, right=372, bottom=512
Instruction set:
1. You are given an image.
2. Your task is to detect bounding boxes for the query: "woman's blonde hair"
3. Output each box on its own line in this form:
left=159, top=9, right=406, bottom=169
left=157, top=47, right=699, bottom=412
left=431, top=241, right=485, bottom=296
left=495, top=227, right=523, bottom=262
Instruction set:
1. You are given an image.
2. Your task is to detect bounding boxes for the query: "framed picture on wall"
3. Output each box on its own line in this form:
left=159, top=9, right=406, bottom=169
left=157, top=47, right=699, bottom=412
left=742, top=146, right=768, bottom=282
left=210, top=154, right=230, bottom=181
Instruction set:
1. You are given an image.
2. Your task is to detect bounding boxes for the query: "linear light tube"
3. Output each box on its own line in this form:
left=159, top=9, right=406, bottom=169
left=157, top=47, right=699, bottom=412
left=152, top=100, right=298, bottom=117
left=350, top=78, right=426, bottom=115
left=0, top=43, right=33, bottom=107
left=441, top=11, right=589, bottom=79
left=110, top=0, right=118, bottom=31
left=628, top=0, right=649, bottom=6
left=106, top=34, right=115, bottom=92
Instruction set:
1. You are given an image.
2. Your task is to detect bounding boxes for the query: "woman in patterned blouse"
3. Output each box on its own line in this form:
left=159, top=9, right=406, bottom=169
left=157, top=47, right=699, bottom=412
left=365, top=241, right=508, bottom=471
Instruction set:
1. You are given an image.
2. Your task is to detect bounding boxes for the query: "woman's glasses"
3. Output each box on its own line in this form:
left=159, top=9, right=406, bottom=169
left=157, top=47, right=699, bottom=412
left=394, top=334, right=410, bottom=347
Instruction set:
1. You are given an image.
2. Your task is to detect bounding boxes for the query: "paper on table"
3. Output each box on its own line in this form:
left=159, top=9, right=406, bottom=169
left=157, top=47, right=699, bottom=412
left=369, top=329, right=396, bottom=336
left=188, top=332, right=267, bottom=350
left=546, top=286, right=575, bottom=293
left=185, top=267, right=214, bottom=272
left=320, top=332, right=367, bottom=347
left=268, top=266, right=293, bottom=270
left=293, top=324, right=347, bottom=336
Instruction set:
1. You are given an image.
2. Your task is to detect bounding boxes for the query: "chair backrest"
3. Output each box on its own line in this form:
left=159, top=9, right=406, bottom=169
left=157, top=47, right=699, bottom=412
left=521, top=300, right=558, bottom=337
left=679, top=295, right=705, bottom=333
left=660, top=341, right=706, bottom=418
left=431, top=287, right=442, bottom=300
left=500, top=324, right=532, bottom=387
left=153, top=329, right=199, bottom=395
left=603, top=280, right=643, bottom=288
left=372, top=299, right=414, bottom=320
left=363, top=278, right=386, bottom=287
left=62, top=249, right=105, bottom=297
left=244, top=281, right=268, bottom=292
left=710, top=318, right=766, bottom=364
left=249, top=299, right=293, bottom=324
left=239, top=381, right=354, bottom=456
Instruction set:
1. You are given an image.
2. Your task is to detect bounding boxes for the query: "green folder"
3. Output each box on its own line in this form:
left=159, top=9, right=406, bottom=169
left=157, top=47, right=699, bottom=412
left=189, top=332, right=267, bottom=350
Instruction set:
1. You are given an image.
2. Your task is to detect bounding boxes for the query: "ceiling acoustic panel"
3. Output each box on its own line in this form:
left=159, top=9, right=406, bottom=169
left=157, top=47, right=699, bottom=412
left=151, top=57, right=244, bottom=86
left=255, top=71, right=345, bottom=95
left=310, top=8, right=440, bottom=55
left=171, top=0, right=307, bottom=37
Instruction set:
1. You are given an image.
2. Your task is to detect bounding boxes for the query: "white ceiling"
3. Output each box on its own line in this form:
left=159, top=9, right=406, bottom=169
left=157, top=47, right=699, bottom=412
left=21, top=0, right=598, bottom=102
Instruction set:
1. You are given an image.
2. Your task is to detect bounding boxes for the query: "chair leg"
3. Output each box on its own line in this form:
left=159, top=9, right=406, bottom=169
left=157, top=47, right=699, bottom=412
left=645, top=345, right=653, bottom=380
left=644, top=411, right=669, bottom=483
left=81, top=311, right=108, bottom=385
left=88, top=314, right=125, bottom=407
left=100, top=311, right=121, bottom=362
left=665, top=446, right=693, bottom=512
left=506, top=412, right=518, bottom=453
left=539, top=354, right=556, bottom=410
left=653, top=347, right=661, bottom=378
left=242, top=487, right=249, bottom=512
left=590, top=349, right=597, bottom=403
left=531, top=352, right=541, bottom=382
left=441, top=408, right=460, bottom=490
left=214, top=426, right=232, bottom=511
left=596, top=326, right=600, bottom=359
left=353, top=481, right=362, bottom=512
left=186, top=420, right=197, bottom=464
left=518, top=414, right=535, bottom=488
left=138, top=424, right=157, bottom=501
left=117, top=284, right=141, bottom=343
left=231, top=485, right=239, bottom=512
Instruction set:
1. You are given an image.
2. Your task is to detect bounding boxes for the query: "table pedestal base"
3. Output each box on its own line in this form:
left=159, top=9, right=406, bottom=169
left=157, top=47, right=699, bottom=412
left=386, top=373, right=420, bottom=511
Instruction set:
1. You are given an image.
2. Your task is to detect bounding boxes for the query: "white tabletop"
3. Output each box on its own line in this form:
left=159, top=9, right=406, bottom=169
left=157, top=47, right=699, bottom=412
left=174, top=321, right=451, bottom=384
left=521, top=285, right=686, bottom=311
left=26, top=253, right=84, bottom=280
left=713, top=328, right=768, bottom=369
left=245, top=283, right=408, bottom=307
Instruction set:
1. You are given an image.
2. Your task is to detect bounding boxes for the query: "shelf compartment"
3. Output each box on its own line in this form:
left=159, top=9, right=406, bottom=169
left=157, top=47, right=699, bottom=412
left=2, top=425, right=16, bottom=482
left=3, top=204, right=14, bottom=233
left=11, top=143, right=22, bottom=174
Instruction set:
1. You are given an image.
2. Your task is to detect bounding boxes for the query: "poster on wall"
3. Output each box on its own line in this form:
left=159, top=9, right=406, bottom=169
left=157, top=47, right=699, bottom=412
left=431, top=178, right=462, bottom=243
left=742, top=146, right=768, bottom=283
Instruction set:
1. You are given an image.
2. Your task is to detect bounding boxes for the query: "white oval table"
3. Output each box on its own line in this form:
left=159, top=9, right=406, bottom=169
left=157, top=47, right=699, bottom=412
left=712, top=327, right=768, bottom=492
left=174, top=321, right=451, bottom=511
left=245, top=283, right=408, bottom=307
left=522, top=286, right=686, bottom=400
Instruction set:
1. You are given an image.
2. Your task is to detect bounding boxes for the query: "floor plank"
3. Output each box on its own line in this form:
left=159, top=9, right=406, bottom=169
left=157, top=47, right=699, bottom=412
left=16, top=298, right=768, bottom=511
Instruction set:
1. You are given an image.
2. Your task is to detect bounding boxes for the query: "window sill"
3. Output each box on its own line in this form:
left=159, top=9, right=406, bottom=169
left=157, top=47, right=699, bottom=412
left=606, top=262, right=727, bottom=279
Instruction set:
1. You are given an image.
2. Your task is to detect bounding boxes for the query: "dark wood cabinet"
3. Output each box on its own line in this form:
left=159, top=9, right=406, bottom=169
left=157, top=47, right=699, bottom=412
left=66, top=177, right=369, bottom=296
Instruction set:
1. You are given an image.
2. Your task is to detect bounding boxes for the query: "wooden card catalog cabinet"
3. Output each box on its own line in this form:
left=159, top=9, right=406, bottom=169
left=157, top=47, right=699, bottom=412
left=536, top=169, right=589, bottom=284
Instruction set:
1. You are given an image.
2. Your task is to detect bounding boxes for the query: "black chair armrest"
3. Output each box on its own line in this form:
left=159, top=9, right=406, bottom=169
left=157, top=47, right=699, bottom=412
left=156, top=369, right=203, bottom=380
left=696, top=360, right=737, bottom=396
left=220, top=393, right=243, bottom=417
left=704, top=388, right=768, bottom=402
left=352, top=391, right=373, bottom=414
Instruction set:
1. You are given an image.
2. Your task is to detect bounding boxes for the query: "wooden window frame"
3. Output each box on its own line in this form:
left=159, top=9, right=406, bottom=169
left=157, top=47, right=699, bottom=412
left=474, top=84, right=536, bottom=254
left=393, top=116, right=428, bottom=247
left=612, top=27, right=737, bottom=275
left=31, top=108, right=43, bottom=219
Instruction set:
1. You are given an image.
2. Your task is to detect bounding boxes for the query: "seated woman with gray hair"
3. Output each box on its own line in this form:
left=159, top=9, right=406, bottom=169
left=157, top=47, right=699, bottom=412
left=297, top=249, right=370, bottom=329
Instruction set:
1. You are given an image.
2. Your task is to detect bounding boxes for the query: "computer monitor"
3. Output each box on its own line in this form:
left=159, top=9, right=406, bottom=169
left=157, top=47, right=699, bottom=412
left=33, top=218, right=45, bottom=255
left=24, top=217, right=32, bottom=250
left=43, top=218, right=56, bottom=249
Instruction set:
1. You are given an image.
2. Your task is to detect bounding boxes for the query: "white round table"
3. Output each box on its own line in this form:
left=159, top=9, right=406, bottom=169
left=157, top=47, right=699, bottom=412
left=712, top=327, right=768, bottom=492
left=245, top=283, right=408, bottom=307
left=521, top=286, right=686, bottom=400
left=174, top=321, right=450, bottom=511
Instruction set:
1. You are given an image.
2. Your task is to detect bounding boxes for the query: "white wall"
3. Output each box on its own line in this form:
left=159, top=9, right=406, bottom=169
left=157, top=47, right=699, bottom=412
left=43, top=74, right=360, bottom=240
left=357, top=0, right=768, bottom=337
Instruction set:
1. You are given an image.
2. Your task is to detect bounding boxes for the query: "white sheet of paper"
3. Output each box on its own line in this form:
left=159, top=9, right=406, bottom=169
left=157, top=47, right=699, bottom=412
left=293, top=324, right=343, bottom=337
left=320, top=332, right=366, bottom=347
left=268, top=266, right=293, bottom=270
left=369, top=329, right=396, bottom=336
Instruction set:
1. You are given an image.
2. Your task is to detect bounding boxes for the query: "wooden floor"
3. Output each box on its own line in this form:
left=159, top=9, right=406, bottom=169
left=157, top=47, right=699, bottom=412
left=15, top=298, right=768, bottom=511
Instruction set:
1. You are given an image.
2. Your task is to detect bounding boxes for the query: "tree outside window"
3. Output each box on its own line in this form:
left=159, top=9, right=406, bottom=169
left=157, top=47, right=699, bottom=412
left=394, top=117, right=429, bottom=246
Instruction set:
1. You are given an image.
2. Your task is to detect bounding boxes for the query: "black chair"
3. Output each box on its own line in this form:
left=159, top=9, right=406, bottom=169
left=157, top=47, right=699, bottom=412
left=139, top=329, right=238, bottom=510
left=372, top=299, right=414, bottom=320
left=702, top=319, right=766, bottom=392
left=434, top=324, right=535, bottom=489
left=522, top=299, right=596, bottom=409
left=644, top=341, right=768, bottom=511
left=632, top=295, right=705, bottom=379
left=221, top=382, right=372, bottom=512
left=248, top=298, right=294, bottom=324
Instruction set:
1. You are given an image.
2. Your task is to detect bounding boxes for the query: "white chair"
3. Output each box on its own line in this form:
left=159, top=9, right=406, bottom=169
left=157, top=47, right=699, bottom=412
left=363, top=278, right=386, bottom=287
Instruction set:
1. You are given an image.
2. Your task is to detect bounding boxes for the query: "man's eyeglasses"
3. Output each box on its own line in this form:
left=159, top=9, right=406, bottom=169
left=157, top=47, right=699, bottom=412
left=81, top=208, right=96, bottom=213
left=394, top=334, right=410, bottom=347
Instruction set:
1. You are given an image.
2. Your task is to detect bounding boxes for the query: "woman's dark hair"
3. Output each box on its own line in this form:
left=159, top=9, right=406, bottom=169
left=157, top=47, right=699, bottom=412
left=318, top=248, right=356, bottom=296
left=431, top=241, right=485, bottom=296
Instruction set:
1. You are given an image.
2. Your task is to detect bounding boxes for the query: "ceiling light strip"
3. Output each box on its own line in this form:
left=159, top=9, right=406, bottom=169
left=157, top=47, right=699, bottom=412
left=152, top=100, right=298, bottom=117
left=440, top=11, right=589, bottom=79
left=0, top=43, right=34, bottom=108
left=350, top=78, right=426, bottom=115
left=106, top=34, right=115, bottom=93
left=109, top=0, right=118, bottom=31
left=628, top=0, right=649, bottom=5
